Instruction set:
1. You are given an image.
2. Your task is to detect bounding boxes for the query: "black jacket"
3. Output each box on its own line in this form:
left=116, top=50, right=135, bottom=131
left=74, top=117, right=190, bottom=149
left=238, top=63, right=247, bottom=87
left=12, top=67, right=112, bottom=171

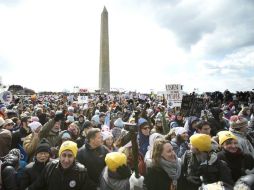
left=178, top=151, right=234, bottom=190
left=77, top=143, right=108, bottom=186
left=144, top=166, right=172, bottom=190
left=1, top=154, right=19, bottom=190
left=28, top=160, right=96, bottom=190
left=217, top=149, right=254, bottom=182
left=11, top=127, right=31, bottom=149
left=19, top=159, right=49, bottom=190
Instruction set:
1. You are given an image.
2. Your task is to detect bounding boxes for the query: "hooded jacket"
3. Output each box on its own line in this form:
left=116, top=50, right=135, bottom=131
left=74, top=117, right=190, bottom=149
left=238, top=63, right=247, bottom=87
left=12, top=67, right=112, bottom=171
left=100, top=167, right=130, bottom=190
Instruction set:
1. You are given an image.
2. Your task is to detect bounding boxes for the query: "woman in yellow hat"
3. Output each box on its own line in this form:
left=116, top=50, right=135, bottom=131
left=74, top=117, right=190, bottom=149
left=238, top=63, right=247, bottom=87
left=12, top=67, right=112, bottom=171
left=217, top=131, right=254, bottom=183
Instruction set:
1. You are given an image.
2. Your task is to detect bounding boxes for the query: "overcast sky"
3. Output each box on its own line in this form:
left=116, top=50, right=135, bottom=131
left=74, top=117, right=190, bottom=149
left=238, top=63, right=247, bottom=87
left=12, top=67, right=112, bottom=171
left=0, top=0, right=254, bottom=93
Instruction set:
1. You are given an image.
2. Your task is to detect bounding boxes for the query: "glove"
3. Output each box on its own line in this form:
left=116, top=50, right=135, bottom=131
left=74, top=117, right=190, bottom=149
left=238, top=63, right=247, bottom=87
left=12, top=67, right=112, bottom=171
left=54, top=111, right=65, bottom=122
left=129, top=172, right=144, bottom=190
left=245, top=168, right=254, bottom=175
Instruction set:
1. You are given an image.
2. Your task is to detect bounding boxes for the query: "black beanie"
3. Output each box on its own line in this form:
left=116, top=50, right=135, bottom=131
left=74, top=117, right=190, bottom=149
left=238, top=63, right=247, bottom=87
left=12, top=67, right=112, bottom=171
left=35, top=138, right=51, bottom=154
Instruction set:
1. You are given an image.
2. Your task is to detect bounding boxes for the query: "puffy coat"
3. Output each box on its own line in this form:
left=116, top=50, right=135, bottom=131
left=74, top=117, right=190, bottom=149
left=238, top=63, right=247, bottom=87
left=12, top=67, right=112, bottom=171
left=19, top=159, right=49, bottom=190
left=28, top=160, right=96, bottom=190
left=178, top=151, right=234, bottom=190
left=23, top=133, right=40, bottom=161
left=217, top=149, right=254, bottom=182
left=77, top=143, right=108, bottom=186
left=1, top=153, right=19, bottom=190
left=100, top=167, right=130, bottom=190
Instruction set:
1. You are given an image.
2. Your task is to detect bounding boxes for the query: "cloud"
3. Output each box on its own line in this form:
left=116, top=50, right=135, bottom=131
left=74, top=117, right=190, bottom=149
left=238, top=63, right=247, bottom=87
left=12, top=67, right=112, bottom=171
left=147, top=0, right=254, bottom=58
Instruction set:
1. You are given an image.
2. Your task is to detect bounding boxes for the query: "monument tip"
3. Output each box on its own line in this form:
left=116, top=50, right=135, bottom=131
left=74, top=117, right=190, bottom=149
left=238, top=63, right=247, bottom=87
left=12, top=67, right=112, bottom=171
left=103, top=6, right=108, bottom=13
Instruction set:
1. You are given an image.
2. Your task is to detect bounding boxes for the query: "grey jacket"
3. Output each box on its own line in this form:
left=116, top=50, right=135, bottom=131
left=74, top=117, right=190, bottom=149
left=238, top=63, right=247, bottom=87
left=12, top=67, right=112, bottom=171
left=100, top=167, right=130, bottom=190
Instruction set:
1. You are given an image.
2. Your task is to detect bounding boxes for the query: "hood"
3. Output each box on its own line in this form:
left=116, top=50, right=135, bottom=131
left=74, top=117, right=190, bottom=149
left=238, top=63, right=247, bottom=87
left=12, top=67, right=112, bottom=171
left=102, top=167, right=129, bottom=189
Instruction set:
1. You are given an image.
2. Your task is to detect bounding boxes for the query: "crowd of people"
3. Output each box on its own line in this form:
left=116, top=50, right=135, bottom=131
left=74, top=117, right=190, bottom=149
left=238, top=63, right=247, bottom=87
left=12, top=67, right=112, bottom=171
left=0, top=90, right=254, bottom=190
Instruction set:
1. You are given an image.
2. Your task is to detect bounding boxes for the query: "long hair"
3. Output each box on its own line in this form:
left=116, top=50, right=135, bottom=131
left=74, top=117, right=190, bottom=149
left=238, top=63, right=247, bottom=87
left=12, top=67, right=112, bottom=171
left=151, top=139, right=168, bottom=167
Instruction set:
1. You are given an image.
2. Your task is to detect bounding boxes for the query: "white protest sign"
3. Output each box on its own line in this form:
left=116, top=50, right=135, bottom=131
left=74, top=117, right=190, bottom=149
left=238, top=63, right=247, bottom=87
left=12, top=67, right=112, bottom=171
left=165, top=84, right=183, bottom=107
left=78, top=96, right=88, bottom=104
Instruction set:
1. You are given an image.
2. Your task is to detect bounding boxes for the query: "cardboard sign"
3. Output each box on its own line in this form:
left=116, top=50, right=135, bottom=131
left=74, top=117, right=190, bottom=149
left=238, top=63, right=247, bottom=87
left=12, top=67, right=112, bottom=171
left=180, top=95, right=205, bottom=117
left=165, top=84, right=183, bottom=108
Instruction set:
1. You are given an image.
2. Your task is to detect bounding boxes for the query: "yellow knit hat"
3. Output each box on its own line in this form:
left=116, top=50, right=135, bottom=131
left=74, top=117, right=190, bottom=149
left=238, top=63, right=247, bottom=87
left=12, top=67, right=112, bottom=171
left=218, top=131, right=237, bottom=145
left=105, top=152, right=127, bottom=172
left=190, top=134, right=211, bottom=152
left=59, top=141, right=78, bottom=158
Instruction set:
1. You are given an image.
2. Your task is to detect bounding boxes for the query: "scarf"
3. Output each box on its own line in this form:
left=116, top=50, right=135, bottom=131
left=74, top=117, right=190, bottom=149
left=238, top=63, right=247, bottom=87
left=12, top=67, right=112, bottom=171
left=159, top=158, right=181, bottom=186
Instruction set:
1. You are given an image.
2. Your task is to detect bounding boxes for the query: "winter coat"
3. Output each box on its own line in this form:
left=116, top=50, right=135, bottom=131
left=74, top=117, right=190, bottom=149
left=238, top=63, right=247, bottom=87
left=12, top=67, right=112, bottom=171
left=0, top=128, right=12, bottom=157
left=144, top=166, right=173, bottom=190
left=23, top=133, right=40, bottom=162
left=1, top=153, right=19, bottom=190
left=138, top=133, right=149, bottom=157
left=28, top=160, right=96, bottom=190
left=171, top=138, right=189, bottom=158
left=184, top=116, right=199, bottom=137
left=178, top=151, right=234, bottom=190
left=19, top=159, right=49, bottom=190
left=100, top=167, right=130, bottom=190
left=230, top=129, right=254, bottom=158
left=11, top=126, right=31, bottom=149
left=77, top=143, right=109, bottom=186
left=39, top=119, right=59, bottom=147
left=217, top=149, right=254, bottom=182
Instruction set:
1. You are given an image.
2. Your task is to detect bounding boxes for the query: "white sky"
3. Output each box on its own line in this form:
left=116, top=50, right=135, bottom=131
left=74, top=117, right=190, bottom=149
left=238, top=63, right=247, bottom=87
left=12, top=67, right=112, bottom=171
left=0, top=0, right=254, bottom=93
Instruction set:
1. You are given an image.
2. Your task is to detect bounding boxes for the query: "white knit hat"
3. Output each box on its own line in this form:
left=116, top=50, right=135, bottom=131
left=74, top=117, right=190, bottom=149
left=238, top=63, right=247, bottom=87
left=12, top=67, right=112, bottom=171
left=102, top=131, right=113, bottom=141
left=175, top=127, right=187, bottom=136
left=28, top=121, right=42, bottom=132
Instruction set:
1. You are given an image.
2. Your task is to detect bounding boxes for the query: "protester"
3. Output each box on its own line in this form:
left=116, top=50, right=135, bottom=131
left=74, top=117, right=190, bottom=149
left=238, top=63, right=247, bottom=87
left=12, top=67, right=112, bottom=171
left=170, top=127, right=189, bottom=158
left=179, top=134, right=234, bottom=190
left=229, top=115, right=254, bottom=157
left=77, top=128, right=109, bottom=186
left=0, top=117, right=12, bottom=157
left=151, top=118, right=164, bottom=134
left=138, top=118, right=151, bottom=157
left=217, top=131, right=254, bottom=182
left=23, top=121, right=42, bottom=161
left=100, top=152, right=131, bottom=190
left=20, top=138, right=51, bottom=190
left=102, top=131, right=117, bottom=152
left=144, top=133, right=164, bottom=168
left=144, top=138, right=181, bottom=190
left=196, top=120, right=211, bottom=135
left=28, top=140, right=96, bottom=190
left=1, top=149, right=21, bottom=190
left=39, top=111, right=64, bottom=157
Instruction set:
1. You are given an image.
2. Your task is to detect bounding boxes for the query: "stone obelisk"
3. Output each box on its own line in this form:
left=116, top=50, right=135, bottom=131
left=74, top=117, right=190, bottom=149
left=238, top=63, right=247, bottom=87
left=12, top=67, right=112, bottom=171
left=99, top=6, right=110, bottom=93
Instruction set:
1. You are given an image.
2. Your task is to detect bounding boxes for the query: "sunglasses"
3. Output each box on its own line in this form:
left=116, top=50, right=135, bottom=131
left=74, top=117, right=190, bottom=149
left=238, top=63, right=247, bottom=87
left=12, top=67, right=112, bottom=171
left=142, top=127, right=150, bottom=130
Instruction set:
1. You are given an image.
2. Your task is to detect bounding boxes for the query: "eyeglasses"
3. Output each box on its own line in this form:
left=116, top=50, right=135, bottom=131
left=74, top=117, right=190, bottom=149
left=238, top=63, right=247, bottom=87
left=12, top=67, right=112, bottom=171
left=142, top=127, right=150, bottom=130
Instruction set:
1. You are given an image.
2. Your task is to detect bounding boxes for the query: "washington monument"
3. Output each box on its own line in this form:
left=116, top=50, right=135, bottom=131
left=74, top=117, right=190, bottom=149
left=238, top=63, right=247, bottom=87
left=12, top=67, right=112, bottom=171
left=99, top=6, right=110, bottom=93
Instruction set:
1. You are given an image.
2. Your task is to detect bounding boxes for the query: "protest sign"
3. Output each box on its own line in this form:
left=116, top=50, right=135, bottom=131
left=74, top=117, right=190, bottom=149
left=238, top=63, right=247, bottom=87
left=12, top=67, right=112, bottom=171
left=165, top=84, right=183, bottom=108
